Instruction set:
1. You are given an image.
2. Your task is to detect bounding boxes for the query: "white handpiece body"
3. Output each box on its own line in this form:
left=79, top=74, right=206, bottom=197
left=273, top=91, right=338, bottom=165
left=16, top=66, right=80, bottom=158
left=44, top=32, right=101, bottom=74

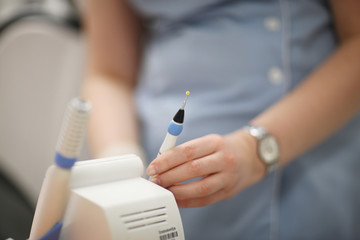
left=158, top=133, right=178, bottom=156
left=29, top=166, right=71, bottom=240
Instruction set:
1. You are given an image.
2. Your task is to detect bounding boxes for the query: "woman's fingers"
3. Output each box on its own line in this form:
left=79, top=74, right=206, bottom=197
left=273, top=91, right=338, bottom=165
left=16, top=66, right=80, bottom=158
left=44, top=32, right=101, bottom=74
left=168, top=173, right=228, bottom=200
left=145, top=132, right=262, bottom=208
left=147, top=134, right=223, bottom=176
left=175, top=187, right=233, bottom=208
left=152, top=152, right=227, bottom=188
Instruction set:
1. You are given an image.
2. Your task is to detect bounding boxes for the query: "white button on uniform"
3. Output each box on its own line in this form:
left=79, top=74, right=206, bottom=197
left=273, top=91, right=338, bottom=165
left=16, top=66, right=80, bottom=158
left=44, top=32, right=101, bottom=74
left=264, top=17, right=281, bottom=32
left=268, top=67, right=283, bottom=85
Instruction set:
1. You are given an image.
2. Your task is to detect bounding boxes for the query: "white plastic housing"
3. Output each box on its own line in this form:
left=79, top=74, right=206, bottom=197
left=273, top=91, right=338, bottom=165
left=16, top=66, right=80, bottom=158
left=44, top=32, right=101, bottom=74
left=158, top=133, right=178, bottom=156
left=29, top=166, right=71, bottom=240
left=60, top=154, right=185, bottom=240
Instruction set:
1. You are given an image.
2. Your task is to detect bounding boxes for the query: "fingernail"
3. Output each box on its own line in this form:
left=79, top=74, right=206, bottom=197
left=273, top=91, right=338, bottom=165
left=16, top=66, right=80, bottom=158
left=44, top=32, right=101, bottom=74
left=147, top=164, right=158, bottom=176
left=150, top=175, right=160, bottom=185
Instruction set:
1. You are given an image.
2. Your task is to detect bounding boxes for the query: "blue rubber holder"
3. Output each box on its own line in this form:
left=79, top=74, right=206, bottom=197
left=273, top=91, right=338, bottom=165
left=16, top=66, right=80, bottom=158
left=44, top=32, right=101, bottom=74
left=168, top=121, right=183, bottom=136
left=38, top=222, right=62, bottom=240
left=55, top=153, right=76, bottom=169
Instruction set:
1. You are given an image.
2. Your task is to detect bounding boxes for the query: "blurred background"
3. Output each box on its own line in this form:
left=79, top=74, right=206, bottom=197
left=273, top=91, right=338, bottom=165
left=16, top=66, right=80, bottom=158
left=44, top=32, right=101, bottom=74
left=0, top=0, right=87, bottom=238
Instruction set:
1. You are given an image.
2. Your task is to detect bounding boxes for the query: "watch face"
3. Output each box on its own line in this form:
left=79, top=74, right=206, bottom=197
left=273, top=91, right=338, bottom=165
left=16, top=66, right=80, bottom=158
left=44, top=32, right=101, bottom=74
left=259, top=135, right=279, bottom=164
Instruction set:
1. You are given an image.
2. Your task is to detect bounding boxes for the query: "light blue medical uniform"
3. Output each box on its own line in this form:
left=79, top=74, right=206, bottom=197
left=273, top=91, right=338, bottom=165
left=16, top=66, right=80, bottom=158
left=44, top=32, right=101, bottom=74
left=129, top=0, right=360, bottom=239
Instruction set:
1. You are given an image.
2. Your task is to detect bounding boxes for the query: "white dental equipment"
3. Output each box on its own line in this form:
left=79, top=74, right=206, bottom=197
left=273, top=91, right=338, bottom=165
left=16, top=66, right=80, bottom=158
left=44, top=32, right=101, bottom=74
left=59, top=154, right=184, bottom=240
left=28, top=97, right=185, bottom=240
left=29, top=98, right=91, bottom=240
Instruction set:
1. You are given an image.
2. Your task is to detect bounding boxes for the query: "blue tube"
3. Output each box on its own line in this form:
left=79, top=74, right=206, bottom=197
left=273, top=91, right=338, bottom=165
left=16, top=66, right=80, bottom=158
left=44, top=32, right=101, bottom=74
left=38, top=222, right=62, bottom=240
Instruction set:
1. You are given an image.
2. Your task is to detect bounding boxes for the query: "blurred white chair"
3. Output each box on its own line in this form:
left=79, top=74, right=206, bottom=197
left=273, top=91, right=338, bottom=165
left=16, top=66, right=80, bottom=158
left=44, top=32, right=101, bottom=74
left=0, top=4, right=87, bottom=207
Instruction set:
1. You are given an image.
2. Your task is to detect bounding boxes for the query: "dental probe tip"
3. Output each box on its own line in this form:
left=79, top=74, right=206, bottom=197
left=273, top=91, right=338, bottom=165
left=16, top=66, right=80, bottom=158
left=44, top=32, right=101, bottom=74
left=181, top=91, right=190, bottom=109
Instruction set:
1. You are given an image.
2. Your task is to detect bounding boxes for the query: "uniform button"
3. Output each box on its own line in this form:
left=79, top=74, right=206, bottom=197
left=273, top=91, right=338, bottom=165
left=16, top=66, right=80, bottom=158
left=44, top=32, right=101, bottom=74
left=268, top=67, right=283, bottom=85
left=264, top=17, right=281, bottom=32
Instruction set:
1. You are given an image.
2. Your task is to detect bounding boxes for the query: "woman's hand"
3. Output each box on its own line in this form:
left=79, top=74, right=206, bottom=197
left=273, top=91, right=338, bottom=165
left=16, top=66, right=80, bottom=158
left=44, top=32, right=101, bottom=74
left=146, top=130, right=266, bottom=208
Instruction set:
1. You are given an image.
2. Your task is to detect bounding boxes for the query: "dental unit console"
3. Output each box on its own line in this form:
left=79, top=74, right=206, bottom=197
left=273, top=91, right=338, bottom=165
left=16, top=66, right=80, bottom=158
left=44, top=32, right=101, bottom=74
left=28, top=97, right=185, bottom=240
left=60, top=154, right=184, bottom=240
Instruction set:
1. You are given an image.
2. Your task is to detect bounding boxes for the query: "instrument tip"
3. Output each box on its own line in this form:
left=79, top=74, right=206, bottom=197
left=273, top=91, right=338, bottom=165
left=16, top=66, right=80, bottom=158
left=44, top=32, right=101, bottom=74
left=181, top=91, right=190, bottom=109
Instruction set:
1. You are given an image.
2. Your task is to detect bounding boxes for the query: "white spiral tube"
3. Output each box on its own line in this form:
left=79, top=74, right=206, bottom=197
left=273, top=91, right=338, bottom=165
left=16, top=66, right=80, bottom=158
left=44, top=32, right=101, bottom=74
left=56, top=98, right=91, bottom=160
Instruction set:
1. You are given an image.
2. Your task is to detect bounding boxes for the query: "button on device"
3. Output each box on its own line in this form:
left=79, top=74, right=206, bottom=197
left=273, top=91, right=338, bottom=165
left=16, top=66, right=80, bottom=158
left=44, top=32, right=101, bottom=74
left=264, top=17, right=281, bottom=32
left=268, top=67, right=283, bottom=85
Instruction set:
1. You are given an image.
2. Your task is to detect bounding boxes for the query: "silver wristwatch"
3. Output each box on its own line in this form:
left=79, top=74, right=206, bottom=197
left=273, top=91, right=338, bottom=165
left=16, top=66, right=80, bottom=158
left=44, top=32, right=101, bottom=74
left=244, top=125, right=280, bottom=174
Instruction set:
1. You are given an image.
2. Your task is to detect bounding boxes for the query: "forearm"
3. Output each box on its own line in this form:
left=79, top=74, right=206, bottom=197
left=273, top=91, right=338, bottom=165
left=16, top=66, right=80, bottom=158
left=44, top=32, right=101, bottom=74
left=82, top=75, right=140, bottom=158
left=82, top=0, right=143, bottom=158
left=251, top=36, right=360, bottom=166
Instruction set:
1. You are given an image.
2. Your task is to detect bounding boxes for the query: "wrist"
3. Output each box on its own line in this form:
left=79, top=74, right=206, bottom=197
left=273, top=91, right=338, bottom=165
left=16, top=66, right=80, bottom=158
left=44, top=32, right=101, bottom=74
left=226, top=129, right=267, bottom=180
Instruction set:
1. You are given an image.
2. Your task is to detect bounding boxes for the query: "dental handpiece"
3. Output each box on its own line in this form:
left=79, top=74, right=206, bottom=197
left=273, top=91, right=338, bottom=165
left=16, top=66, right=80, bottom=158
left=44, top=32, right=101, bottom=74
left=158, top=91, right=190, bottom=156
left=29, top=98, right=91, bottom=240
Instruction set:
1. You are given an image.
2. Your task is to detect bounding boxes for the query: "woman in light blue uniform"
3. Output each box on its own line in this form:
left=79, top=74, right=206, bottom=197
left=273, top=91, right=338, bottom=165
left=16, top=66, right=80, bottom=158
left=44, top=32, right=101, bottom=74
left=83, top=0, right=360, bottom=239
